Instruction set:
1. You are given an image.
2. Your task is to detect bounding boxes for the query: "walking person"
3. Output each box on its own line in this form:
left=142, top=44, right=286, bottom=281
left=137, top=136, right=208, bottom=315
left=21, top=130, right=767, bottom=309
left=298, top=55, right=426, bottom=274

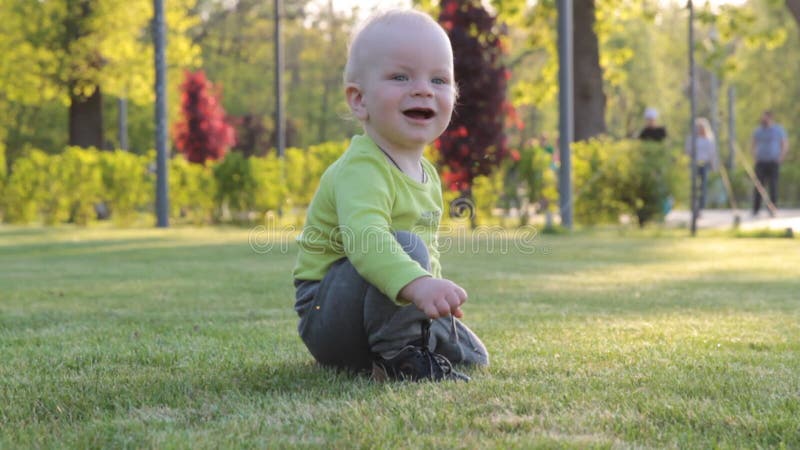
left=639, top=107, right=667, bottom=142
left=685, top=117, right=719, bottom=215
left=751, top=110, right=789, bottom=216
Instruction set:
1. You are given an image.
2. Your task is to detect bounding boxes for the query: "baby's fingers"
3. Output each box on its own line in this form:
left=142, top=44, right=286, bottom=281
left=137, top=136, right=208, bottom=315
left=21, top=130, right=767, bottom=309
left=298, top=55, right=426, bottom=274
left=455, top=285, right=468, bottom=305
left=434, top=298, right=454, bottom=318
left=423, top=302, right=441, bottom=319
left=443, top=293, right=464, bottom=316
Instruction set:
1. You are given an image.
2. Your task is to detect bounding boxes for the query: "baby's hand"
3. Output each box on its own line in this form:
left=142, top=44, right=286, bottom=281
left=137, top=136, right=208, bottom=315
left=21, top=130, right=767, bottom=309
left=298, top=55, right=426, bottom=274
left=399, top=276, right=467, bottom=319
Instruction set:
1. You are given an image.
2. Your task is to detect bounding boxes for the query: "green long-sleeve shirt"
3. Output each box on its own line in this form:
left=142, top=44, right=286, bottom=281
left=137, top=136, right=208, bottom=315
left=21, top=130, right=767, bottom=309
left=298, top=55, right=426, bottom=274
left=292, top=134, right=443, bottom=303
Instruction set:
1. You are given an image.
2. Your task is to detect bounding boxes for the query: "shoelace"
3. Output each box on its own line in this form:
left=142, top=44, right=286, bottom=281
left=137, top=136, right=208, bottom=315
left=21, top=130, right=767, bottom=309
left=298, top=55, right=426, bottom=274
left=419, top=321, right=457, bottom=378
left=422, top=318, right=459, bottom=346
left=450, top=315, right=459, bottom=345
left=405, top=343, right=454, bottom=379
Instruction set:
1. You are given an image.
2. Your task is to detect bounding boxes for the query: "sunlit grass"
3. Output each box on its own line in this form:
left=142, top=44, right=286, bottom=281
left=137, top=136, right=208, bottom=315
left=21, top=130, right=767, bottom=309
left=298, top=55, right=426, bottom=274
left=1, top=225, right=798, bottom=448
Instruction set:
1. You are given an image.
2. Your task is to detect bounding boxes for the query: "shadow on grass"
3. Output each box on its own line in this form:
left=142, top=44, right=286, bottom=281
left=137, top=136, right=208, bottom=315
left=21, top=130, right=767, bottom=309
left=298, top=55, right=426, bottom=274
left=10, top=358, right=377, bottom=427
left=0, top=227, right=58, bottom=239
left=0, top=237, right=176, bottom=258
left=0, top=231, right=292, bottom=261
left=244, top=360, right=375, bottom=394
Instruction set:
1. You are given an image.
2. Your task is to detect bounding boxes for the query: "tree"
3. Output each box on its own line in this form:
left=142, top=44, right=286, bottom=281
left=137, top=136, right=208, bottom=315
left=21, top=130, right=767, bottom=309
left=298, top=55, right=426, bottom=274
left=64, top=1, right=105, bottom=148
left=173, top=70, right=236, bottom=164
left=787, top=0, right=800, bottom=25
left=488, top=0, right=609, bottom=142
left=0, top=0, right=199, bottom=152
left=437, top=0, right=511, bottom=193
left=192, top=0, right=357, bottom=150
left=573, top=0, right=607, bottom=141
left=229, top=113, right=268, bottom=157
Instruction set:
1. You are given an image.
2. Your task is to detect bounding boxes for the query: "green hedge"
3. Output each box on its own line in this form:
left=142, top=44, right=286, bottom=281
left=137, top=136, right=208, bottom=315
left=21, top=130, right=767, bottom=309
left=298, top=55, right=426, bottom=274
left=17, top=137, right=795, bottom=228
left=0, top=141, right=349, bottom=226
left=2, top=147, right=148, bottom=225
left=100, top=150, right=153, bottom=225
left=3, top=149, right=49, bottom=223
left=170, top=156, right=215, bottom=224
left=499, top=145, right=559, bottom=225
left=464, top=139, right=687, bottom=228
left=0, top=142, right=6, bottom=206
left=572, top=138, right=688, bottom=227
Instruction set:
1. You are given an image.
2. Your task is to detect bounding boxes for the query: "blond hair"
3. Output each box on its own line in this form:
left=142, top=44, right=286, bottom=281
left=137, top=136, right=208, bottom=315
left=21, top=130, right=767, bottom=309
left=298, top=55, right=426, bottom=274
left=695, top=117, right=715, bottom=141
left=343, top=9, right=450, bottom=85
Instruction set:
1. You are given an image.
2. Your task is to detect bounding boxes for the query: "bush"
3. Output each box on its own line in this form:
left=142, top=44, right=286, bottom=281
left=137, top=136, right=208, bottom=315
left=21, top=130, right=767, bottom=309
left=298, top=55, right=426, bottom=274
left=501, top=145, right=559, bottom=224
left=55, top=147, right=104, bottom=225
left=2, top=149, right=50, bottom=223
left=173, top=70, right=235, bottom=165
left=308, top=140, right=347, bottom=171
left=283, top=147, right=315, bottom=208
left=213, top=152, right=256, bottom=219
left=98, top=150, right=153, bottom=226
left=777, top=157, right=800, bottom=208
left=471, top=173, right=503, bottom=226
left=283, top=140, right=347, bottom=211
left=0, top=140, right=346, bottom=226
left=573, top=138, right=687, bottom=227
left=2, top=147, right=105, bottom=225
left=169, top=156, right=216, bottom=224
left=251, top=153, right=287, bottom=215
left=0, top=142, right=6, bottom=189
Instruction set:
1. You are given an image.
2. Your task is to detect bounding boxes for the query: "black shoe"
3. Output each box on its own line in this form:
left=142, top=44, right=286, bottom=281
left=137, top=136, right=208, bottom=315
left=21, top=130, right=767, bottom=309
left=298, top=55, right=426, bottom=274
left=372, top=345, right=470, bottom=382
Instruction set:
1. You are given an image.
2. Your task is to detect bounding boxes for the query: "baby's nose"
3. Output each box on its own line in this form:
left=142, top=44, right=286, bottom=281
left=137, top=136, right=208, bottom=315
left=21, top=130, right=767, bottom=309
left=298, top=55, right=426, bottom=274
left=410, top=80, right=434, bottom=97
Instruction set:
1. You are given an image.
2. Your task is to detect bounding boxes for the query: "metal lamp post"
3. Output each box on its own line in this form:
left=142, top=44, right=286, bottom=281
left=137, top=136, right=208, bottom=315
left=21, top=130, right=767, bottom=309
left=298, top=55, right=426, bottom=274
left=154, top=0, right=169, bottom=228
left=688, top=0, right=698, bottom=236
left=558, top=0, right=574, bottom=230
left=274, top=0, right=285, bottom=157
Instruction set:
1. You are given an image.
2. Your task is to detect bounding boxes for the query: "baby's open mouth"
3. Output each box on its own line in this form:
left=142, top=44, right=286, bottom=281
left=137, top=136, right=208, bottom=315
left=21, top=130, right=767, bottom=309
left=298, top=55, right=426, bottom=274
left=403, top=108, right=435, bottom=120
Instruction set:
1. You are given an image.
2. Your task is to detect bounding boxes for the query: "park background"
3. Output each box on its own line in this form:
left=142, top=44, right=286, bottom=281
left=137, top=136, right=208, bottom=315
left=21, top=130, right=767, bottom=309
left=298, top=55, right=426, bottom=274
left=1, top=0, right=800, bottom=448
left=2, top=0, right=800, bottom=226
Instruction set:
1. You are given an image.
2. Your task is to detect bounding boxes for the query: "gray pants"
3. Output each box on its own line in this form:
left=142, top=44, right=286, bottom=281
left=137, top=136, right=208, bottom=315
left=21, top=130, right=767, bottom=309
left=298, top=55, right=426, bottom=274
left=294, top=231, right=489, bottom=373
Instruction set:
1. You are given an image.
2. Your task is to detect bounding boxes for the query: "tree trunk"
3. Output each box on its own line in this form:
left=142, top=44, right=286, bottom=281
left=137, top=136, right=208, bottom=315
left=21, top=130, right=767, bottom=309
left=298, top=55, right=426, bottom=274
left=69, top=86, right=104, bottom=148
left=65, top=0, right=104, bottom=149
left=573, top=0, right=607, bottom=141
left=787, top=0, right=800, bottom=26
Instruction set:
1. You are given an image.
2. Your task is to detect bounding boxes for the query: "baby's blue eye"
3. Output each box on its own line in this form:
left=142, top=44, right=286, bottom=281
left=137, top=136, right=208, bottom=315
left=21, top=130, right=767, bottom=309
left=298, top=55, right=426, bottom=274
left=392, top=74, right=408, bottom=81
left=432, top=78, right=447, bottom=85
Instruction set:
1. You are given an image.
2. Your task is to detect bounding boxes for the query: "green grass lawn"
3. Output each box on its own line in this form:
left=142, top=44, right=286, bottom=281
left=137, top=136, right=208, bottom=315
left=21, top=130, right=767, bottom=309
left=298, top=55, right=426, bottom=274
left=1, top=225, right=798, bottom=448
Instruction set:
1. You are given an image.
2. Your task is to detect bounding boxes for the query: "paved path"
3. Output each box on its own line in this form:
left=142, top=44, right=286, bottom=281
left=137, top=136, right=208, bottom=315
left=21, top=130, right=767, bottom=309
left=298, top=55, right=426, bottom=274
left=664, top=208, right=800, bottom=232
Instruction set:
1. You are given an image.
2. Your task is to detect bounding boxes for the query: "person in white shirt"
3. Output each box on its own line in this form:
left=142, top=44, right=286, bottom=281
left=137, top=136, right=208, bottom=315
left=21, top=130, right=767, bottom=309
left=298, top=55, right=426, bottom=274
left=685, top=117, right=719, bottom=213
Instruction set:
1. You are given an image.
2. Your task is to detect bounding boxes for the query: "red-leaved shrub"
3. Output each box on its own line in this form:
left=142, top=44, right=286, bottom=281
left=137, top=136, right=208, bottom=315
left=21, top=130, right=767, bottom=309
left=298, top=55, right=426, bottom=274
left=437, top=0, right=514, bottom=193
left=173, top=70, right=236, bottom=164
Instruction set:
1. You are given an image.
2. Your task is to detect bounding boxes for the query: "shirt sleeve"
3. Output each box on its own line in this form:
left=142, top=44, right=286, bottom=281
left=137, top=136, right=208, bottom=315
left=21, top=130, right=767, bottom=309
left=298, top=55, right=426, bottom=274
left=333, top=153, right=431, bottom=303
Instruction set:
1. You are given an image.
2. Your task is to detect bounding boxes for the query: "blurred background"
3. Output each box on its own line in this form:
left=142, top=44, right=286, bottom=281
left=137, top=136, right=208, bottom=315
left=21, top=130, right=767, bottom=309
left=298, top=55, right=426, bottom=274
left=1, top=0, right=798, bottom=228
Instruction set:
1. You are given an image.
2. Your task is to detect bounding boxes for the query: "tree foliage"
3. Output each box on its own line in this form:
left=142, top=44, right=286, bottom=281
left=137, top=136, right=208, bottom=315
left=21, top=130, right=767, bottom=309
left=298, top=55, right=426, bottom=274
left=573, top=139, right=688, bottom=227
left=2, top=0, right=800, bottom=210
left=0, top=0, right=200, bottom=155
left=174, top=71, right=236, bottom=164
left=193, top=0, right=357, bottom=150
left=436, top=0, right=512, bottom=193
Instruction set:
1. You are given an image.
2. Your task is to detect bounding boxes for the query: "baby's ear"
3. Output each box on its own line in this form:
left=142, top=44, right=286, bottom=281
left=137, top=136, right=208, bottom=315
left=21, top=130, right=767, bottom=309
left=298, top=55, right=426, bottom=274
left=345, top=83, right=368, bottom=121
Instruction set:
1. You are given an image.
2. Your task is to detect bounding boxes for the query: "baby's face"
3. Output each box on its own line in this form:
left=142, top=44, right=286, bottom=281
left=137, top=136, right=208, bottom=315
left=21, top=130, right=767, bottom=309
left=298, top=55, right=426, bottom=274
left=350, top=21, right=455, bottom=153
